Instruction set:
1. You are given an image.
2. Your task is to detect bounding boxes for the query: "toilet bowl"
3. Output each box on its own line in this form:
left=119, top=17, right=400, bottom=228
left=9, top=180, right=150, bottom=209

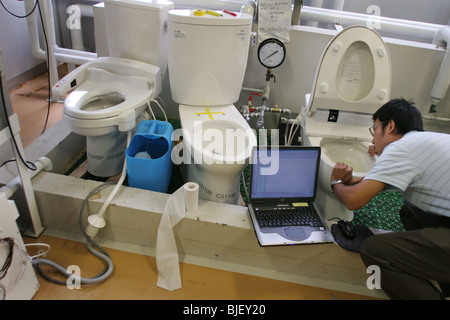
left=306, top=136, right=376, bottom=221
left=319, top=138, right=375, bottom=178
left=302, top=26, right=391, bottom=221
left=177, top=105, right=257, bottom=204
left=168, top=9, right=256, bottom=204
left=53, top=57, right=161, bottom=177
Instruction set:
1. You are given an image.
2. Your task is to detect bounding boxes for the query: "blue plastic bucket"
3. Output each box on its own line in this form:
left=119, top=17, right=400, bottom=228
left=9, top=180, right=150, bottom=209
left=126, top=120, right=174, bottom=193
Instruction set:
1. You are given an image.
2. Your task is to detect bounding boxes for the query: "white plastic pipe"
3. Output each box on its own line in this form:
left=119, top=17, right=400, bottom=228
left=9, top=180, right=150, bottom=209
left=68, top=4, right=95, bottom=52
left=31, top=0, right=59, bottom=91
left=24, top=0, right=97, bottom=80
left=300, top=6, right=442, bottom=40
left=305, top=0, right=323, bottom=28
left=430, top=26, right=450, bottom=108
left=0, top=157, right=52, bottom=199
left=332, top=0, right=346, bottom=11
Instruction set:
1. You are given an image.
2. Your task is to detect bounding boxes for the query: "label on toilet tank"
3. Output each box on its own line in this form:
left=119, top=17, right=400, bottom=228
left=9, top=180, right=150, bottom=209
left=173, top=30, right=188, bottom=40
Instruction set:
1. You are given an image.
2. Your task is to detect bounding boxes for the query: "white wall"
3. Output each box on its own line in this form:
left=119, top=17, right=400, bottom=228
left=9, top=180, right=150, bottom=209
left=0, top=1, right=42, bottom=84
left=236, top=26, right=450, bottom=133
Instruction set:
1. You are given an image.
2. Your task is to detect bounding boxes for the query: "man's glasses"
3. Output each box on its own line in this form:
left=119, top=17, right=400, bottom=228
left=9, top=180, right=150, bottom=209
left=369, top=122, right=387, bottom=137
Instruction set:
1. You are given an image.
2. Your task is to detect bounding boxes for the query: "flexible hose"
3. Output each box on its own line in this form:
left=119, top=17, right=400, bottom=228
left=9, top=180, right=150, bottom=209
left=31, top=129, right=132, bottom=285
left=33, top=241, right=113, bottom=285
left=32, top=181, right=116, bottom=285
left=85, top=131, right=132, bottom=238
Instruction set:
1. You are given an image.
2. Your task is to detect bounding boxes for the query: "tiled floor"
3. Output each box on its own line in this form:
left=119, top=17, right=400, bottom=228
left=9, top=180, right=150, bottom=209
left=9, top=66, right=378, bottom=300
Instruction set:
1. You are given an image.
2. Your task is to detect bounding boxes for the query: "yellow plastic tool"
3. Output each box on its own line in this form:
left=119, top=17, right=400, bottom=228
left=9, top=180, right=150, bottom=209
left=193, top=9, right=206, bottom=16
left=206, top=10, right=222, bottom=17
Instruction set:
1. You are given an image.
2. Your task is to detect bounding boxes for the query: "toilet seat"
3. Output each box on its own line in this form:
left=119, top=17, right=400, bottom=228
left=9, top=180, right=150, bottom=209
left=53, top=57, right=161, bottom=136
left=306, top=26, right=391, bottom=141
left=179, top=104, right=257, bottom=164
left=303, top=26, right=391, bottom=221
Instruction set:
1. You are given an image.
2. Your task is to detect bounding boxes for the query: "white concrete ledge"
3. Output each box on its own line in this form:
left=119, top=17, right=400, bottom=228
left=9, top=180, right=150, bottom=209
left=32, top=171, right=385, bottom=298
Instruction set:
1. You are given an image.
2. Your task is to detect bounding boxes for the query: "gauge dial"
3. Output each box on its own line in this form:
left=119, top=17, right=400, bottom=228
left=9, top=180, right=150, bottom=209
left=257, top=38, right=286, bottom=69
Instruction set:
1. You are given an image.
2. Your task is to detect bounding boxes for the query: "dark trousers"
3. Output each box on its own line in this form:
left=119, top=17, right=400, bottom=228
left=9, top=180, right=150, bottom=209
left=359, top=201, right=450, bottom=300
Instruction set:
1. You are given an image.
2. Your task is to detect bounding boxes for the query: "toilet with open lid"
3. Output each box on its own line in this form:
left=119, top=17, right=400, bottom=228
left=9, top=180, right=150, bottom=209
left=302, top=26, right=392, bottom=221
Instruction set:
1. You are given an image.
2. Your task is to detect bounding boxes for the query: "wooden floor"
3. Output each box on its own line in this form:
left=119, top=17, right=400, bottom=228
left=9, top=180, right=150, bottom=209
left=9, top=66, right=378, bottom=300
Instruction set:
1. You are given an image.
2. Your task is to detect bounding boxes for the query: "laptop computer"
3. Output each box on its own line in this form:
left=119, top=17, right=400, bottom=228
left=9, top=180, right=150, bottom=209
left=247, top=146, right=334, bottom=246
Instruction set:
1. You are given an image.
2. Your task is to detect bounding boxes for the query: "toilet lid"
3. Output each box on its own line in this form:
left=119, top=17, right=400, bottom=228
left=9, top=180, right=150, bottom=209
left=168, top=9, right=252, bottom=26
left=308, top=26, right=391, bottom=115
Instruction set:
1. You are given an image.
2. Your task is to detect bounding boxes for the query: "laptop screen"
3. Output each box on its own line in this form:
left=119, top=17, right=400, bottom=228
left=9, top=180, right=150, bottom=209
left=249, top=146, right=321, bottom=201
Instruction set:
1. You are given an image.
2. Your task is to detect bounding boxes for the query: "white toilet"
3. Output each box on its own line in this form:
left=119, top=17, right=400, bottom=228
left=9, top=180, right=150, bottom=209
left=53, top=57, right=161, bottom=177
left=302, top=26, right=392, bottom=221
left=53, top=0, right=173, bottom=177
left=168, top=9, right=257, bottom=204
left=103, top=0, right=174, bottom=80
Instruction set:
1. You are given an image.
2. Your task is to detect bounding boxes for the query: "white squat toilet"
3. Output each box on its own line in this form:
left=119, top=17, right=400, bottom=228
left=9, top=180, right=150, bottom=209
left=53, top=57, right=161, bottom=177
left=302, top=26, right=392, bottom=221
left=53, top=0, right=174, bottom=177
left=168, top=9, right=257, bottom=204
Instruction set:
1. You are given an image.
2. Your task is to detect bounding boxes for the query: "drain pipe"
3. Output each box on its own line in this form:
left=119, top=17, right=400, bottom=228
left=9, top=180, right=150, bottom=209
left=428, top=25, right=450, bottom=114
left=24, top=0, right=97, bottom=85
left=25, top=0, right=58, bottom=93
left=300, top=6, right=442, bottom=40
left=67, top=4, right=95, bottom=52
left=305, top=0, right=323, bottom=28
left=0, top=157, right=53, bottom=199
left=332, top=0, right=346, bottom=11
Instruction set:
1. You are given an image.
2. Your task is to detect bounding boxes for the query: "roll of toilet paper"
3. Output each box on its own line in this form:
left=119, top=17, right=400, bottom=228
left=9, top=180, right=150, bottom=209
left=184, top=182, right=199, bottom=211
left=156, top=182, right=199, bottom=291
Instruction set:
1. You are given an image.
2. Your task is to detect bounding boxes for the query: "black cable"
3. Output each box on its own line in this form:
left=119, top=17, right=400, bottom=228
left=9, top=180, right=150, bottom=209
left=0, top=238, right=14, bottom=280
left=0, top=0, right=38, bottom=18
left=1, top=0, right=53, bottom=135
left=0, top=72, right=37, bottom=171
left=36, top=0, right=52, bottom=134
left=0, top=158, right=37, bottom=170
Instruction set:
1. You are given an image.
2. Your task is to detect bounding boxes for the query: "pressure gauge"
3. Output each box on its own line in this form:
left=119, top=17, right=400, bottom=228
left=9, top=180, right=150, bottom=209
left=257, top=38, right=286, bottom=69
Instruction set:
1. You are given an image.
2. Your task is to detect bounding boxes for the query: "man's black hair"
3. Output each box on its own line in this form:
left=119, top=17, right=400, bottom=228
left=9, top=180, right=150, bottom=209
left=373, top=98, right=424, bottom=135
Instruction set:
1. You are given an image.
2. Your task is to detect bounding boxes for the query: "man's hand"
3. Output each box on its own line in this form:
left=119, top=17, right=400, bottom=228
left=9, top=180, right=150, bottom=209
left=331, top=162, right=364, bottom=185
left=368, top=144, right=376, bottom=157
left=330, top=162, right=386, bottom=210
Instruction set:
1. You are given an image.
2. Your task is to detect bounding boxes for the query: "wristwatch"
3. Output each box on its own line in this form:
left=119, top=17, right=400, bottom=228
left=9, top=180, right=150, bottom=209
left=330, top=179, right=343, bottom=191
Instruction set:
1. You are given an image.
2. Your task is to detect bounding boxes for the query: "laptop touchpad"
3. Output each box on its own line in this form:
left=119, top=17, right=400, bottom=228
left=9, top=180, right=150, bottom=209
left=285, top=228, right=306, bottom=240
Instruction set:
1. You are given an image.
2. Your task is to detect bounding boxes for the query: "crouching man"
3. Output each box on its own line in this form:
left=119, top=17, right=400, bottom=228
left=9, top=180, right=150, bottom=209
left=330, top=98, right=450, bottom=300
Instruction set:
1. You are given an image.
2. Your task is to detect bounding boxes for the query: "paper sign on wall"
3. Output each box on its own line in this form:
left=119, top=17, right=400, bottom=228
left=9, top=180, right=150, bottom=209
left=258, top=0, right=292, bottom=43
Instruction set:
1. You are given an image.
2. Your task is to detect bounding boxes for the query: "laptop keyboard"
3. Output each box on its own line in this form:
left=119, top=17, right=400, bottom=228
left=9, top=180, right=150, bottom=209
left=255, top=207, right=324, bottom=228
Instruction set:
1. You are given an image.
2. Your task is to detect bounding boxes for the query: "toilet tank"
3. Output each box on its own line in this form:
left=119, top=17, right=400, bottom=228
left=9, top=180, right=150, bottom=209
left=168, top=10, right=252, bottom=106
left=104, top=0, right=174, bottom=79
